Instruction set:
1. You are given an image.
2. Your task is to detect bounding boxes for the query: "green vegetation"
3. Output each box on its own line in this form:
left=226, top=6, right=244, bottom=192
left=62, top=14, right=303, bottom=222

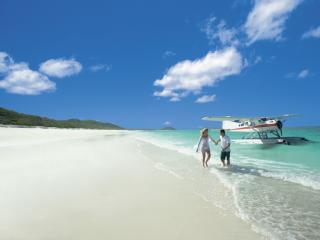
left=0, top=107, right=123, bottom=130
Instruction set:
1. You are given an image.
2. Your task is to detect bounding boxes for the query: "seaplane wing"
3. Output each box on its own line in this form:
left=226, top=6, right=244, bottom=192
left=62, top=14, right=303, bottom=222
left=202, top=116, right=257, bottom=122
left=268, top=114, right=299, bottom=120
left=202, top=114, right=299, bottom=122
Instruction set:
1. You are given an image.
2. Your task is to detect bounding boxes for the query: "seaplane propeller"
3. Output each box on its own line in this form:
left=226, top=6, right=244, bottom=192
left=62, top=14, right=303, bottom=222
left=276, top=120, right=283, bottom=135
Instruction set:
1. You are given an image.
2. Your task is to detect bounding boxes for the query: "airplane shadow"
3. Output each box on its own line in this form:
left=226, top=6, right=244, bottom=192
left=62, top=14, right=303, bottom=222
left=257, top=144, right=278, bottom=150
left=252, top=139, right=313, bottom=149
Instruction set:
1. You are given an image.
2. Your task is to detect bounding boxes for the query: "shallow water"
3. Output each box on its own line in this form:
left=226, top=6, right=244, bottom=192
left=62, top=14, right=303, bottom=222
left=134, top=127, right=320, bottom=240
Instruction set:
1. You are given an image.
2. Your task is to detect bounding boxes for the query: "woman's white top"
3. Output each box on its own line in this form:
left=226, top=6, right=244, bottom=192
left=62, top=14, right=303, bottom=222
left=197, top=136, right=210, bottom=151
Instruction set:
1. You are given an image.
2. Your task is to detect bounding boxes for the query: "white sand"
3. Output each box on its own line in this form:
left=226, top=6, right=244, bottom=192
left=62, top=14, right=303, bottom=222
left=0, top=127, right=263, bottom=240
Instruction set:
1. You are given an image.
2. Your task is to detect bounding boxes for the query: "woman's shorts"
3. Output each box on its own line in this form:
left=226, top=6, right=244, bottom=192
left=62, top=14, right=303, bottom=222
left=201, top=148, right=210, bottom=154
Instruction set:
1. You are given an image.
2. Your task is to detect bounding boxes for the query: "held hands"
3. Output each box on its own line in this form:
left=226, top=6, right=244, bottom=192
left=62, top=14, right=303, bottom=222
left=210, top=136, right=218, bottom=145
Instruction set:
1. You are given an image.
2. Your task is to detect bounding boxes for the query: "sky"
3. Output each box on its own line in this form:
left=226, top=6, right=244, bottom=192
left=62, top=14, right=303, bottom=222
left=0, top=0, right=319, bottom=129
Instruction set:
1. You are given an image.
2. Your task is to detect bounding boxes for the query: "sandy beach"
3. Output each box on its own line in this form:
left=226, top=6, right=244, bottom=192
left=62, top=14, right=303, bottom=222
left=0, top=127, right=263, bottom=240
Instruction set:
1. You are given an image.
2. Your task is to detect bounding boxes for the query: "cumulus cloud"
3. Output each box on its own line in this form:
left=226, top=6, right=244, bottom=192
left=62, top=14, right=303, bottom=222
left=0, top=52, right=55, bottom=95
left=162, top=51, right=176, bottom=58
left=0, top=68, right=55, bottom=95
left=163, top=121, right=171, bottom=125
left=254, top=56, right=262, bottom=64
left=90, top=64, right=112, bottom=72
left=195, top=94, right=216, bottom=103
left=153, top=47, right=243, bottom=102
left=298, top=69, right=309, bottom=78
left=285, top=72, right=295, bottom=78
left=244, top=0, right=302, bottom=45
left=39, top=58, right=82, bottom=78
left=201, top=17, right=239, bottom=46
left=0, top=52, right=14, bottom=73
left=286, top=69, right=309, bottom=79
left=169, top=97, right=181, bottom=102
left=302, top=26, right=320, bottom=39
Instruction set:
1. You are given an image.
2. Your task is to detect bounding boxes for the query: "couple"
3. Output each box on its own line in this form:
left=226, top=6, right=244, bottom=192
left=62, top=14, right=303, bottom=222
left=196, top=128, right=231, bottom=168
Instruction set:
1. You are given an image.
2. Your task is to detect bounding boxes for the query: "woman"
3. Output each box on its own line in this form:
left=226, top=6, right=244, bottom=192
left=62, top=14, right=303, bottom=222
left=196, top=128, right=217, bottom=168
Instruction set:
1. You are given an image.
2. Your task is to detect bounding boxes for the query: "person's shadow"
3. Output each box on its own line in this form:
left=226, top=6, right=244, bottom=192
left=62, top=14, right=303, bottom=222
left=211, top=164, right=268, bottom=177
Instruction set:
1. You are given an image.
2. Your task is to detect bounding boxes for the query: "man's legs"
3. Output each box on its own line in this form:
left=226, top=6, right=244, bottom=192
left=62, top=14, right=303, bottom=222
left=226, top=152, right=231, bottom=166
left=220, top=151, right=226, bottom=167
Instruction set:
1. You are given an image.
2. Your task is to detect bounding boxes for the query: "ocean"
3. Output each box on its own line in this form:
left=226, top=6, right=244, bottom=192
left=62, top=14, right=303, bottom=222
left=134, top=127, right=320, bottom=240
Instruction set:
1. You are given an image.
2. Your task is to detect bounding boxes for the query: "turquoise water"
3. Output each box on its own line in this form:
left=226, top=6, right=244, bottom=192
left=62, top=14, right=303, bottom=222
left=135, top=127, right=320, bottom=240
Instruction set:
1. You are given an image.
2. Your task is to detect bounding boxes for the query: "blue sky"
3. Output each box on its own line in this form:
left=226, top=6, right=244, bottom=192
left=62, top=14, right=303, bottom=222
left=0, top=0, right=319, bottom=129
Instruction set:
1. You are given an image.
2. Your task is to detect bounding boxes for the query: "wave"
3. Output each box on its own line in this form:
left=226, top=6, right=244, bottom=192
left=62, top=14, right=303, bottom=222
left=133, top=131, right=320, bottom=239
left=134, top=131, right=320, bottom=191
left=234, top=154, right=320, bottom=190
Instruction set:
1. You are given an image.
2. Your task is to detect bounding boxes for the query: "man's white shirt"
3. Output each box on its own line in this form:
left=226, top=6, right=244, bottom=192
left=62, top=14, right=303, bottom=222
left=220, top=135, right=231, bottom=152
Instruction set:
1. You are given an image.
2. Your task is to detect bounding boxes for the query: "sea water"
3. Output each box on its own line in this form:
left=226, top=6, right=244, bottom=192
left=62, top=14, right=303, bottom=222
left=135, top=127, right=320, bottom=240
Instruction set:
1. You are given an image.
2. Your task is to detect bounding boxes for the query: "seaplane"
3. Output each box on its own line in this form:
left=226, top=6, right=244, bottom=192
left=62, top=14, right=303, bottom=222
left=202, top=114, right=308, bottom=145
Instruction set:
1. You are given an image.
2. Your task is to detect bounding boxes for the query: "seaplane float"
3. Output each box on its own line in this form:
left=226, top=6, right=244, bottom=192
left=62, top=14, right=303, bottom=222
left=202, top=114, right=308, bottom=145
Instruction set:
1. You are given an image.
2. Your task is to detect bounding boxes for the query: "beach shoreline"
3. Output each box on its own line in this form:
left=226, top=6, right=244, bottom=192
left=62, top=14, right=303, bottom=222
left=0, top=127, right=263, bottom=240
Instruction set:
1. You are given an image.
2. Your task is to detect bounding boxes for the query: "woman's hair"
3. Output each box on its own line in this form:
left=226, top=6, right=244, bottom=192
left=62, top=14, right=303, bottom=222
left=201, top=128, right=208, bottom=136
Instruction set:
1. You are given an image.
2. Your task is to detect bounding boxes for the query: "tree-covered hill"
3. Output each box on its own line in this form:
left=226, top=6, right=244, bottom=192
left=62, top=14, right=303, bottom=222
left=160, top=127, right=176, bottom=130
left=0, top=107, right=123, bottom=130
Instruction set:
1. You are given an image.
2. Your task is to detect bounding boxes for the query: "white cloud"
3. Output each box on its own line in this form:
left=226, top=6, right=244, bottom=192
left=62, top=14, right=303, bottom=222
left=90, top=64, right=112, bottom=72
left=39, top=58, right=82, bottom=78
left=195, top=94, right=216, bottom=103
left=154, top=47, right=243, bottom=101
left=201, top=16, right=216, bottom=45
left=244, top=0, right=302, bottom=45
left=0, top=52, right=14, bottom=73
left=285, top=72, right=295, bottom=78
left=201, top=17, right=239, bottom=46
left=302, top=26, right=320, bottom=39
left=298, top=69, right=309, bottom=78
left=0, top=68, right=55, bottom=95
left=169, top=97, right=181, bottom=102
left=162, top=51, right=176, bottom=58
left=254, top=56, right=262, bottom=64
left=286, top=69, right=309, bottom=79
left=0, top=52, right=56, bottom=95
left=164, top=121, right=171, bottom=125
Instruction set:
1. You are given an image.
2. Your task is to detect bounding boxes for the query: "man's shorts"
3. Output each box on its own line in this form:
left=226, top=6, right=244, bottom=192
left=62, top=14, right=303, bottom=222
left=220, top=151, right=230, bottom=161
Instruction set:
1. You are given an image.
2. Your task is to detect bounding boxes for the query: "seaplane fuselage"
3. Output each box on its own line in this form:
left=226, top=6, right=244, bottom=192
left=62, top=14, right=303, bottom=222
left=223, top=119, right=279, bottom=133
left=202, top=114, right=307, bottom=145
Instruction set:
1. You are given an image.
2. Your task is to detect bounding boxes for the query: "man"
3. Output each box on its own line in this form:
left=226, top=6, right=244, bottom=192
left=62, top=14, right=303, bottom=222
left=216, top=129, right=231, bottom=167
